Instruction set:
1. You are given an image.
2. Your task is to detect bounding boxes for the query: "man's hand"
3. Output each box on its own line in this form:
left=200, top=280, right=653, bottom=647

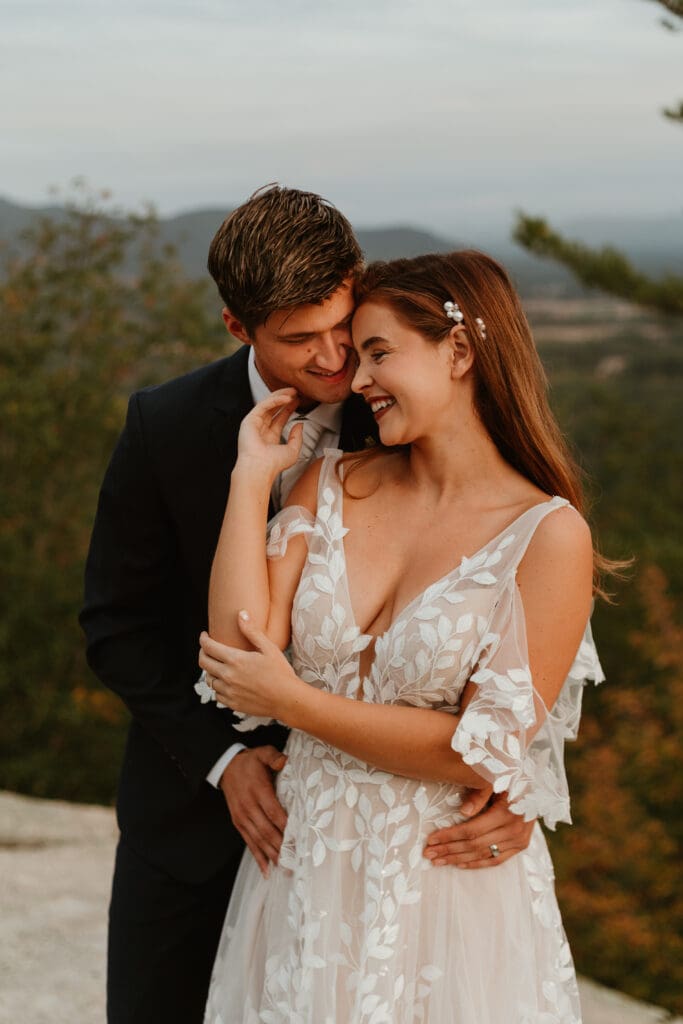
left=220, top=745, right=288, bottom=878
left=424, top=789, right=535, bottom=869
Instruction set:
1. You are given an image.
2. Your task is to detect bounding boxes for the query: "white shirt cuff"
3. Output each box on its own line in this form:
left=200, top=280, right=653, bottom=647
left=206, top=743, right=247, bottom=788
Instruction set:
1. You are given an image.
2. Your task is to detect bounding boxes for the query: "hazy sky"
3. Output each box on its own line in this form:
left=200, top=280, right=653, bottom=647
left=2, top=0, right=681, bottom=236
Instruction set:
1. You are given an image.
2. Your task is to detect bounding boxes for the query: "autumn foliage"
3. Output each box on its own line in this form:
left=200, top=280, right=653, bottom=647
left=550, top=566, right=683, bottom=1012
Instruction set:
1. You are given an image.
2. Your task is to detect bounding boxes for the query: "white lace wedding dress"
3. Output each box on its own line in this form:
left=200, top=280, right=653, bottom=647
left=204, top=450, right=604, bottom=1024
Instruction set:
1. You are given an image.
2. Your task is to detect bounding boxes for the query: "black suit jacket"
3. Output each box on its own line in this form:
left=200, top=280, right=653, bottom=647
left=80, top=344, right=376, bottom=883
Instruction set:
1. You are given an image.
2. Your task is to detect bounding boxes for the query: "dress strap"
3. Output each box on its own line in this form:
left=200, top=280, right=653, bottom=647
left=315, top=447, right=346, bottom=519
left=504, top=496, right=574, bottom=575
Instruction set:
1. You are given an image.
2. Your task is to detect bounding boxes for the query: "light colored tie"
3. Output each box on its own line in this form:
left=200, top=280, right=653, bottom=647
left=277, top=415, right=326, bottom=507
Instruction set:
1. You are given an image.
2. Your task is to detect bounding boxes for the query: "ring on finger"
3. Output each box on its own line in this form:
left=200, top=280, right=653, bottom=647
left=489, top=843, right=501, bottom=858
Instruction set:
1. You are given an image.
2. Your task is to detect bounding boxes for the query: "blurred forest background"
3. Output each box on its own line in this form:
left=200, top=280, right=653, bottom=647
left=1, top=185, right=681, bottom=1014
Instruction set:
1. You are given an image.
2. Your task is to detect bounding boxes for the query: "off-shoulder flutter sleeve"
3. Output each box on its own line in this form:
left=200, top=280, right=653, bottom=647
left=451, top=575, right=604, bottom=829
left=266, top=505, right=316, bottom=560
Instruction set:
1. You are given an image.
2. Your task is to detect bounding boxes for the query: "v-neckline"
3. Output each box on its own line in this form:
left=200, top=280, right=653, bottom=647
left=339, top=494, right=563, bottom=645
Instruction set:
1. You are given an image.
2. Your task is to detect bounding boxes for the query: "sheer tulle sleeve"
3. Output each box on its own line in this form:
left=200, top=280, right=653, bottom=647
left=450, top=576, right=604, bottom=829
left=266, top=505, right=316, bottom=560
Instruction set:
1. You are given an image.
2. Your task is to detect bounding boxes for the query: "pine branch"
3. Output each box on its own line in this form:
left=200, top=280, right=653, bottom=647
left=512, top=214, right=683, bottom=316
left=663, top=100, right=683, bottom=121
left=652, top=0, right=683, bottom=20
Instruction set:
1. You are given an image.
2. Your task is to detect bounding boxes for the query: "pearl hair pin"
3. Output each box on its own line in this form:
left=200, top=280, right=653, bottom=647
left=443, top=300, right=487, bottom=340
left=443, top=300, right=464, bottom=323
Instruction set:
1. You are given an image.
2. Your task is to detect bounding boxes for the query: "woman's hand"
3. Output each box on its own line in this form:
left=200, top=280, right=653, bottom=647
left=199, top=613, right=305, bottom=721
left=236, top=388, right=304, bottom=480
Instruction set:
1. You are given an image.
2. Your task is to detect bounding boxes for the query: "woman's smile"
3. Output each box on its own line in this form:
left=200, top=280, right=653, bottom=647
left=367, top=395, right=397, bottom=419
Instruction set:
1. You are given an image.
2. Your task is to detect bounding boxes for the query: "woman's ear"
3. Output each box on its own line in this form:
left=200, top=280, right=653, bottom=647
left=449, top=325, right=475, bottom=379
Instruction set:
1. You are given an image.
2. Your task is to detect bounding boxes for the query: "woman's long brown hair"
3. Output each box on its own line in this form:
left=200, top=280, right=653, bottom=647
left=343, top=250, right=627, bottom=599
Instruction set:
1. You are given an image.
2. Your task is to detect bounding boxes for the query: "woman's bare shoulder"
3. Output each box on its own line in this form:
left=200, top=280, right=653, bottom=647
left=517, top=503, right=593, bottom=601
left=530, top=503, right=592, bottom=558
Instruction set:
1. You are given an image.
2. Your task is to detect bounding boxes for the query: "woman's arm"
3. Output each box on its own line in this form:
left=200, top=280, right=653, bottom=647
left=208, top=389, right=315, bottom=650
left=200, top=505, right=594, bottom=789
left=202, top=617, right=484, bottom=787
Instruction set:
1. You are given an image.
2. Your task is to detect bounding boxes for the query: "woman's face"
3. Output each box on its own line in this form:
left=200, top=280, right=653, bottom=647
left=351, top=301, right=460, bottom=447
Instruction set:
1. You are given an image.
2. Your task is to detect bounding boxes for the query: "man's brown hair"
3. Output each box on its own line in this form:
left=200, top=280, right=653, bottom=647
left=207, top=184, right=363, bottom=335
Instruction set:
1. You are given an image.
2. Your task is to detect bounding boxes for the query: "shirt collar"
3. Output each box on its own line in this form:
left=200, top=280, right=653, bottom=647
left=247, top=346, right=344, bottom=435
left=247, top=345, right=272, bottom=406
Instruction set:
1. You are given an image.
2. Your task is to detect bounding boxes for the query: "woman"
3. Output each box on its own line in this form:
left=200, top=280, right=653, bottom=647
left=199, top=251, right=606, bottom=1023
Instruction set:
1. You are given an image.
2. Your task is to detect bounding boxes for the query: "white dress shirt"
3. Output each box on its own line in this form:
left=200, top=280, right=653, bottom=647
left=206, top=347, right=343, bottom=788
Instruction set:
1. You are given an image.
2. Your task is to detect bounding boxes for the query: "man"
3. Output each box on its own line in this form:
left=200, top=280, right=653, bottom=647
left=80, top=185, right=533, bottom=1024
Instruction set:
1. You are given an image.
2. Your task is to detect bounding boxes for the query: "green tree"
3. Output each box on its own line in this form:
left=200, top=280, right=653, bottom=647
left=0, top=186, right=227, bottom=800
left=513, top=15, right=683, bottom=998
left=536, top=311, right=683, bottom=1012
left=550, top=564, right=683, bottom=1014
left=514, top=0, right=682, bottom=314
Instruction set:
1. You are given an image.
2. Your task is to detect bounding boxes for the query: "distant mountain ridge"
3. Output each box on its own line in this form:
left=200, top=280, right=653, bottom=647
left=0, top=197, right=458, bottom=272
left=1, top=196, right=680, bottom=297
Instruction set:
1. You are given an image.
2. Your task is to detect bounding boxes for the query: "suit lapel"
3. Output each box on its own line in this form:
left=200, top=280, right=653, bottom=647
left=208, top=345, right=252, bottom=467
left=207, top=345, right=276, bottom=518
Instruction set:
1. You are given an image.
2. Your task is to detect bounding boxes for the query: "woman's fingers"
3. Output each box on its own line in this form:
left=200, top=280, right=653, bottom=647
left=265, top=387, right=298, bottom=405
left=199, top=619, right=276, bottom=662
left=285, top=419, right=304, bottom=457
left=198, top=648, right=234, bottom=677
left=198, top=624, right=294, bottom=721
left=236, top=611, right=277, bottom=653
left=250, top=389, right=298, bottom=431
left=197, top=650, right=239, bottom=703
left=237, top=389, right=303, bottom=472
left=198, top=641, right=276, bottom=716
left=265, top=399, right=296, bottom=436
left=199, top=631, right=238, bottom=663
left=253, top=387, right=298, bottom=414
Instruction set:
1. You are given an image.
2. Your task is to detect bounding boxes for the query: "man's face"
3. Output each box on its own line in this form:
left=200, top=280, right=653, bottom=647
left=226, top=278, right=357, bottom=409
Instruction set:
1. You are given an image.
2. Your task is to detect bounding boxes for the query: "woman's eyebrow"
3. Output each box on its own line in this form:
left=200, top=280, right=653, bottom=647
left=359, top=335, right=389, bottom=351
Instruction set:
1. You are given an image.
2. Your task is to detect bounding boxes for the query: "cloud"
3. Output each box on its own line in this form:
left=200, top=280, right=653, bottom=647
left=1, top=0, right=680, bottom=231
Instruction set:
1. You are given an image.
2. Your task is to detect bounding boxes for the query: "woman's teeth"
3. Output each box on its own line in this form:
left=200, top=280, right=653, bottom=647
left=370, top=398, right=396, bottom=414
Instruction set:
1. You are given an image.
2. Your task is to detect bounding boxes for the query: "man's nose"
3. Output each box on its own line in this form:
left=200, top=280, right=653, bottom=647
left=314, top=334, right=348, bottom=370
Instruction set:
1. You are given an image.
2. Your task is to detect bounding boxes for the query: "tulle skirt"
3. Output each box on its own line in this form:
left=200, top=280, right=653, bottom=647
left=204, top=731, right=582, bottom=1024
